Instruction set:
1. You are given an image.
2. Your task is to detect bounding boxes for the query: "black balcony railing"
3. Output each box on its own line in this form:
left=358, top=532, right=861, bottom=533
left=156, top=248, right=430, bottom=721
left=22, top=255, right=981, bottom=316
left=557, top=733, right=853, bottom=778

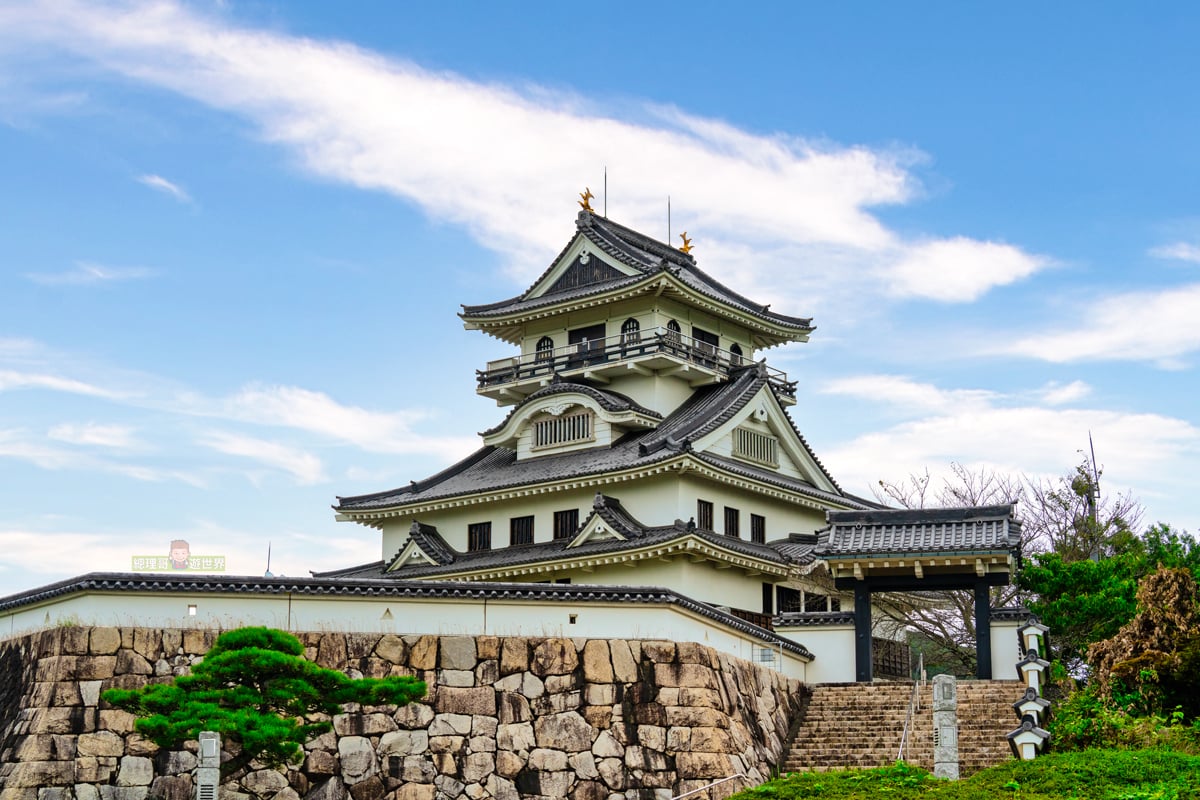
left=476, top=328, right=797, bottom=400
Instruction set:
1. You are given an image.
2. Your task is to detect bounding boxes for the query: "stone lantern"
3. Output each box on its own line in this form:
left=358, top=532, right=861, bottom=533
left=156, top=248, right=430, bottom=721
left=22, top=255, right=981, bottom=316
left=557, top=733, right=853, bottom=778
left=1017, top=618, right=1049, bottom=656
left=1012, top=686, right=1051, bottom=726
left=1016, top=647, right=1050, bottom=695
left=1006, top=716, right=1050, bottom=760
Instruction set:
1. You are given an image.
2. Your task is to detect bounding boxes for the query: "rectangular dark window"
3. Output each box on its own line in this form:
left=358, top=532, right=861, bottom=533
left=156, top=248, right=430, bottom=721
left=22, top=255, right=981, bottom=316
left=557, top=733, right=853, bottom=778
left=724, top=507, right=740, bottom=538
left=762, top=583, right=774, bottom=615
left=553, top=509, right=579, bottom=540
left=777, top=586, right=802, bottom=613
left=510, top=515, right=534, bottom=546
left=750, top=513, right=766, bottom=544
left=692, top=326, right=719, bottom=348
left=805, top=593, right=829, bottom=613
left=467, top=522, right=491, bottom=552
left=697, top=500, right=714, bottom=530
left=692, top=327, right=719, bottom=366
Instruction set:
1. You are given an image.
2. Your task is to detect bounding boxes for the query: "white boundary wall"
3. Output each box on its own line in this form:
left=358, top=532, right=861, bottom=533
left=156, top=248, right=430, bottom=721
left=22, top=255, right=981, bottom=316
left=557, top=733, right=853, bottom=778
left=1, top=588, right=812, bottom=680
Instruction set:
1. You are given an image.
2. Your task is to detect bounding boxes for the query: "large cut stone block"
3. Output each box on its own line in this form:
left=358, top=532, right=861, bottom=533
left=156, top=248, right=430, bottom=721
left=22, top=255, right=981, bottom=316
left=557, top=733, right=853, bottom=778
left=608, top=640, right=637, bottom=683
left=115, top=757, right=154, bottom=787
left=89, top=629, right=121, bottom=656
left=439, top=637, right=477, bottom=671
left=530, top=639, right=578, bottom=677
left=533, top=711, right=593, bottom=752
left=499, top=638, right=529, bottom=675
left=581, top=641, right=613, bottom=683
left=435, top=687, right=495, bottom=716
left=337, top=737, right=376, bottom=784
left=406, top=636, right=438, bottom=670
left=75, top=734, right=123, bottom=758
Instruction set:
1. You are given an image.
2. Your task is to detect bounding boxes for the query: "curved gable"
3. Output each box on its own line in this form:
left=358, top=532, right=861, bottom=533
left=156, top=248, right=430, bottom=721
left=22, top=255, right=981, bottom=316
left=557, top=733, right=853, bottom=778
left=482, top=381, right=661, bottom=456
left=690, top=380, right=841, bottom=495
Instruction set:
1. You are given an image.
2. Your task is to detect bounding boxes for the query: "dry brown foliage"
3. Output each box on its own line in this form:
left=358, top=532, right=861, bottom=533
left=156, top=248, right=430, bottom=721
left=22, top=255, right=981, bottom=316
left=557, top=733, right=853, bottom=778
left=1089, top=566, right=1200, bottom=699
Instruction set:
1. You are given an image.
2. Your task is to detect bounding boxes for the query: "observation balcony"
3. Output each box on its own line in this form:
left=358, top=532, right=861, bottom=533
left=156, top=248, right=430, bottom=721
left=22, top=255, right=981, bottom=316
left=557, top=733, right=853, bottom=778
left=476, top=327, right=797, bottom=407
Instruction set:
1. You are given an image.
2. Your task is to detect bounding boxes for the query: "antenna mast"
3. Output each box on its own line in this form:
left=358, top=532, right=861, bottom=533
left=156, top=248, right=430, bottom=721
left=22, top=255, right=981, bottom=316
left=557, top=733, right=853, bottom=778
left=603, top=167, right=607, bottom=217
left=1088, top=431, right=1100, bottom=525
left=667, top=195, right=672, bottom=244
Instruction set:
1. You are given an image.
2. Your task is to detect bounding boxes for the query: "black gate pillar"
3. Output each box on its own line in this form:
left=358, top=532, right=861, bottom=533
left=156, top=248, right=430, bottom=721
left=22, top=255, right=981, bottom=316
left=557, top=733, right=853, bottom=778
left=974, top=580, right=992, bottom=680
left=854, top=582, right=873, bottom=682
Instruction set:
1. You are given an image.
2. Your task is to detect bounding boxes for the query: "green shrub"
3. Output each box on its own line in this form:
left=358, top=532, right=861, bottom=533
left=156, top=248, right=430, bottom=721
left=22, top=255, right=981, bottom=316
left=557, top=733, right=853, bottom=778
left=732, top=749, right=1200, bottom=799
left=1052, top=685, right=1200, bottom=753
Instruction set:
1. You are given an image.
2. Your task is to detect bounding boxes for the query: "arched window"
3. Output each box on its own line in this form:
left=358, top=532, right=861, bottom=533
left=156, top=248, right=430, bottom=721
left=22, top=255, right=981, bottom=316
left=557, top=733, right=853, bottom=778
left=621, top=318, right=640, bottom=345
left=730, top=343, right=744, bottom=366
left=535, top=336, right=554, bottom=362
left=666, top=319, right=682, bottom=344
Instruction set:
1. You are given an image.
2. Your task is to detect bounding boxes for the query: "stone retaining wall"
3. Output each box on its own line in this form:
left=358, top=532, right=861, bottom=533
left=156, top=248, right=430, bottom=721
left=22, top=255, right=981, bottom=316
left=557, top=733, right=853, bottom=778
left=0, top=627, right=802, bottom=800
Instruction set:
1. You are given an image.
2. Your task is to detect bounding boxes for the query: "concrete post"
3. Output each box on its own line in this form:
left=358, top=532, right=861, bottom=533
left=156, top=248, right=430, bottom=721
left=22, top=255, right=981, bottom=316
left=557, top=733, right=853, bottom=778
left=196, top=731, right=220, bottom=800
left=932, top=674, right=959, bottom=780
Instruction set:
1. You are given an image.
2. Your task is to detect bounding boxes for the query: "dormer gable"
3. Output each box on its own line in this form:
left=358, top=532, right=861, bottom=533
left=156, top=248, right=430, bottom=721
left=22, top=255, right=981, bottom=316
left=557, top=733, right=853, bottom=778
left=481, top=380, right=661, bottom=458
left=567, top=493, right=678, bottom=548
left=689, top=377, right=841, bottom=494
left=523, top=231, right=644, bottom=302
left=385, top=521, right=456, bottom=572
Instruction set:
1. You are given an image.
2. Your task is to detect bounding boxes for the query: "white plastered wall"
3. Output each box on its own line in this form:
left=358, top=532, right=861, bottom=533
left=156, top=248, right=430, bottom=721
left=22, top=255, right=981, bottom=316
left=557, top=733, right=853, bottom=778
left=990, top=618, right=1021, bottom=681
left=0, top=589, right=811, bottom=680
left=778, top=624, right=856, bottom=683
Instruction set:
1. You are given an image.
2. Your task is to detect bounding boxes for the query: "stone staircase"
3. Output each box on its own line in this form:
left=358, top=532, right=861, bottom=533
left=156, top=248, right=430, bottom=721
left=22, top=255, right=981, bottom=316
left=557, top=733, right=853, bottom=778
left=782, top=680, right=1022, bottom=775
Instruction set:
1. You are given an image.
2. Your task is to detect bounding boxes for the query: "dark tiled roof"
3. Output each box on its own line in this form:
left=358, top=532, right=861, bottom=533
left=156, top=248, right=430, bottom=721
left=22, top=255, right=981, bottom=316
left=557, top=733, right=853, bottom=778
left=767, top=533, right=822, bottom=565
left=693, top=452, right=860, bottom=509
left=328, top=493, right=809, bottom=582
left=819, top=505, right=1022, bottom=558
left=0, top=572, right=812, bottom=660
left=407, top=521, right=456, bottom=566
left=338, top=366, right=846, bottom=513
left=461, top=212, right=813, bottom=333
left=638, top=364, right=764, bottom=455
left=990, top=605, right=1033, bottom=622
left=774, top=611, right=856, bottom=628
left=480, top=380, right=661, bottom=438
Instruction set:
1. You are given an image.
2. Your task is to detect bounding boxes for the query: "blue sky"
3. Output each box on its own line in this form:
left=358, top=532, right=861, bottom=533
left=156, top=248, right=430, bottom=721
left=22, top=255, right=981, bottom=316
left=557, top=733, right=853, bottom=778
left=1, top=1, right=1197, bottom=598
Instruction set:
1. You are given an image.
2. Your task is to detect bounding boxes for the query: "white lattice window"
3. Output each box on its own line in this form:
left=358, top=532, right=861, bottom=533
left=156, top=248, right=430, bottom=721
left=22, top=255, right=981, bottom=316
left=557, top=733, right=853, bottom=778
left=732, top=427, right=779, bottom=467
left=532, top=410, right=594, bottom=449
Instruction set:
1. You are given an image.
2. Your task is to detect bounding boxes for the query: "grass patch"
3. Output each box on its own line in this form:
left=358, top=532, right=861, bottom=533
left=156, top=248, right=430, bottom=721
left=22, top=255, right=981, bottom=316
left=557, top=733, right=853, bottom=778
left=732, top=749, right=1200, bottom=799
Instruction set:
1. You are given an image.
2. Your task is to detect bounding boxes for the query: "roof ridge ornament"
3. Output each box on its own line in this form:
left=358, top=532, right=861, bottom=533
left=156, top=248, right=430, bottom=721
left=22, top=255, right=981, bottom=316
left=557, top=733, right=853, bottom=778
left=578, top=187, right=595, bottom=214
left=679, top=231, right=693, bottom=254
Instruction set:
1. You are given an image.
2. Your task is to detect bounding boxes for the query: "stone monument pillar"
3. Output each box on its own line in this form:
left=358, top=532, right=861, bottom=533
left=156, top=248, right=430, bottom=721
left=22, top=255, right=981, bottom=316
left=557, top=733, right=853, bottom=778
left=196, top=731, right=220, bottom=800
left=932, top=674, right=959, bottom=780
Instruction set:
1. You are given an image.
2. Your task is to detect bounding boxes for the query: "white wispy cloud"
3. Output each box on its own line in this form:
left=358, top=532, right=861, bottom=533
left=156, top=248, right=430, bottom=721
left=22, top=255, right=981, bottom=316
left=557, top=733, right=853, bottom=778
left=1150, top=242, right=1200, bottom=264
left=24, top=260, right=154, bottom=286
left=0, top=521, right=314, bottom=586
left=0, top=368, right=125, bottom=398
left=222, top=384, right=478, bottom=456
left=1001, top=283, right=1200, bottom=366
left=885, top=238, right=1048, bottom=302
left=0, top=427, right=203, bottom=485
left=818, top=376, right=1200, bottom=515
left=0, top=529, right=118, bottom=579
left=137, top=173, right=191, bottom=203
left=0, top=0, right=1048, bottom=305
left=1038, top=380, right=1090, bottom=406
left=47, top=422, right=141, bottom=449
left=821, top=375, right=996, bottom=415
left=199, top=430, right=325, bottom=485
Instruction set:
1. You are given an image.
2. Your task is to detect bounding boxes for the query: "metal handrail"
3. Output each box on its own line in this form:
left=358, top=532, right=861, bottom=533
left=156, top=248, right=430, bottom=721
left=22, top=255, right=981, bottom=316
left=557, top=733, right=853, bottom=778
left=896, top=652, right=925, bottom=762
left=671, top=774, right=747, bottom=800
left=477, top=327, right=796, bottom=396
